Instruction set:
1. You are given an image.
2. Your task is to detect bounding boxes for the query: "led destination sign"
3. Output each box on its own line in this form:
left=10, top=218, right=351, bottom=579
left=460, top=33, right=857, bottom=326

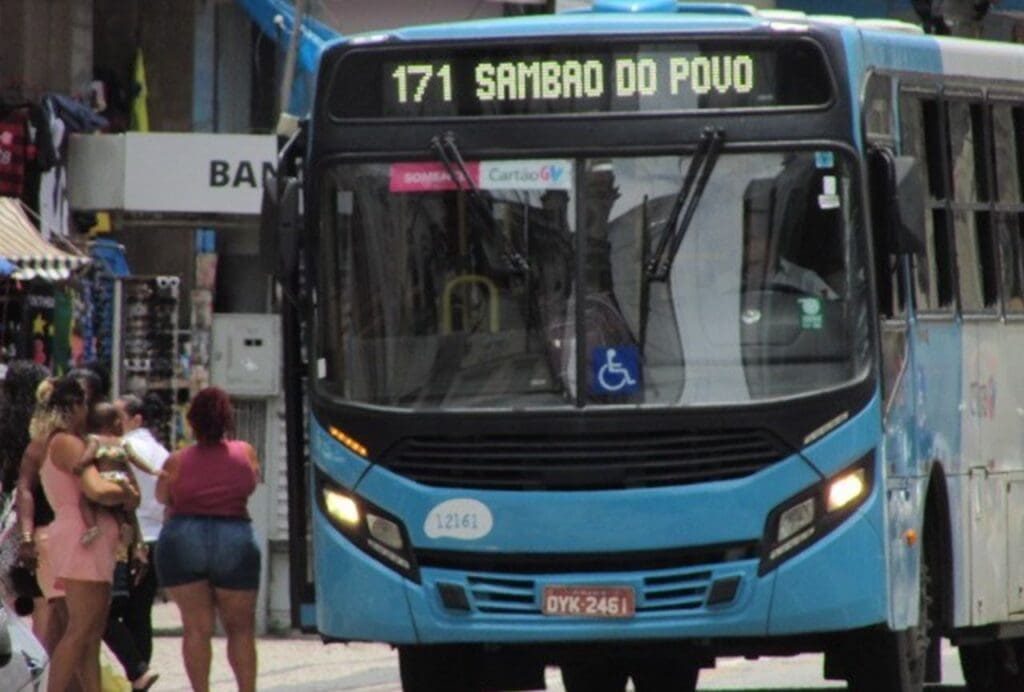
left=331, top=40, right=831, bottom=118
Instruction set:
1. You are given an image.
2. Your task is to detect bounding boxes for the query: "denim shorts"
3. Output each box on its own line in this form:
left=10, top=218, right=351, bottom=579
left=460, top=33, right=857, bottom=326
left=156, top=515, right=261, bottom=590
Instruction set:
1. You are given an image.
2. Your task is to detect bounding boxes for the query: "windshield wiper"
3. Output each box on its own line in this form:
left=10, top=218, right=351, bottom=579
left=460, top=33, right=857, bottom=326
left=645, top=127, right=725, bottom=282
left=429, top=131, right=529, bottom=273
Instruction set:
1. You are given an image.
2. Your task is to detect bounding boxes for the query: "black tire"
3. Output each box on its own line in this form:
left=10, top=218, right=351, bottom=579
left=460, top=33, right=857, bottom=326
left=960, top=638, right=1024, bottom=691
left=630, top=657, right=700, bottom=692
left=398, top=645, right=473, bottom=692
left=847, top=560, right=934, bottom=692
left=560, top=660, right=629, bottom=692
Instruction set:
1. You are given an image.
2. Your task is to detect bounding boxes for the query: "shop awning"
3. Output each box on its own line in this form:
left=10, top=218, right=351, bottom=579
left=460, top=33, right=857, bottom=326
left=0, top=197, right=90, bottom=281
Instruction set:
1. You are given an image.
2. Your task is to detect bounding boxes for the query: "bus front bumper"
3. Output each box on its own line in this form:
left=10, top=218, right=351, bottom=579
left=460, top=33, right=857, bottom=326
left=311, top=487, right=887, bottom=645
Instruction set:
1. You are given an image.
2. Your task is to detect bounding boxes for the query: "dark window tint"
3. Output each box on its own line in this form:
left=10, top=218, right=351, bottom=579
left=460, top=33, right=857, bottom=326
left=901, top=91, right=954, bottom=312
left=993, top=104, right=1021, bottom=203
left=947, top=100, right=988, bottom=203
left=997, top=212, right=1024, bottom=313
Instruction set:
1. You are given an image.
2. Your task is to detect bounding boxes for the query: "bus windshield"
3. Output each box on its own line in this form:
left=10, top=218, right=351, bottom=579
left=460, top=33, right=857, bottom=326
left=316, top=149, right=870, bottom=409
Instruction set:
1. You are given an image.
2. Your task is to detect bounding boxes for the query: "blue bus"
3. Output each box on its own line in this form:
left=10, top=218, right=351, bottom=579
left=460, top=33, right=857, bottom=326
left=262, top=2, right=1024, bottom=690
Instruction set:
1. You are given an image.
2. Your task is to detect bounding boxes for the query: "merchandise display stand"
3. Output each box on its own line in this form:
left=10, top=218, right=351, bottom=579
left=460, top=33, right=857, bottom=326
left=113, top=275, right=183, bottom=448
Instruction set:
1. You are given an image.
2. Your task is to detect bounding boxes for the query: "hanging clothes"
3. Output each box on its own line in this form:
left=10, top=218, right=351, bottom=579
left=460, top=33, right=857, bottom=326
left=0, top=108, right=31, bottom=198
left=38, top=114, right=67, bottom=239
left=37, top=94, right=108, bottom=238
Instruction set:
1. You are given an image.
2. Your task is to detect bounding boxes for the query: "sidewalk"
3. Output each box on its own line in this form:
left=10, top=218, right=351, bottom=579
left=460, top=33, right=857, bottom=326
left=151, top=597, right=182, bottom=637
left=142, top=599, right=408, bottom=691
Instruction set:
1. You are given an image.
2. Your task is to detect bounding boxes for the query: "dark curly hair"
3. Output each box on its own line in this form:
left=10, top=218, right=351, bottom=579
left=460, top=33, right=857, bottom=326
left=186, top=386, right=234, bottom=445
left=43, top=376, right=87, bottom=414
left=119, top=392, right=166, bottom=427
left=0, top=361, right=50, bottom=491
left=28, top=375, right=86, bottom=444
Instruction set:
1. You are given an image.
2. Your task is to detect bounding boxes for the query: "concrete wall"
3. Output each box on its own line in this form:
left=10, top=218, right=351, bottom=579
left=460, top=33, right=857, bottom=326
left=93, top=0, right=194, bottom=131
left=0, top=0, right=93, bottom=100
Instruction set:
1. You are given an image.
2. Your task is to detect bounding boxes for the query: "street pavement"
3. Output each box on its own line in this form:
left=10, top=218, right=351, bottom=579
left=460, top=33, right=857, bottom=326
left=142, top=601, right=968, bottom=691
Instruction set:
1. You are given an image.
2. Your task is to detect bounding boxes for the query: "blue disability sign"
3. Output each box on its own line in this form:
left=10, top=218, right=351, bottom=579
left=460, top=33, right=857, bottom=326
left=591, top=346, right=641, bottom=395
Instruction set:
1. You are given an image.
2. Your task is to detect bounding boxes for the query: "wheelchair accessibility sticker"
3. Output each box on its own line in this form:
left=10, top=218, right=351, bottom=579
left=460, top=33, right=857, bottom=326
left=591, top=346, right=640, bottom=395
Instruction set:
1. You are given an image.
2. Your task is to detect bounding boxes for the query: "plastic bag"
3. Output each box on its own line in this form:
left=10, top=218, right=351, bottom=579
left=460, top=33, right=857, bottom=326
left=100, top=655, right=131, bottom=692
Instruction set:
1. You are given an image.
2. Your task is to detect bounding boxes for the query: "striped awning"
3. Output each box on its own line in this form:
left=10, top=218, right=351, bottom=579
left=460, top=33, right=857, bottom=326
left=0, top=197, right=90, bottom=281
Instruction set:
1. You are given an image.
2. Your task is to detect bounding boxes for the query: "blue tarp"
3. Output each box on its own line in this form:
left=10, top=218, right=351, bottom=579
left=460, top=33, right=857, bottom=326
left=89, top=239, right=130, bottom=277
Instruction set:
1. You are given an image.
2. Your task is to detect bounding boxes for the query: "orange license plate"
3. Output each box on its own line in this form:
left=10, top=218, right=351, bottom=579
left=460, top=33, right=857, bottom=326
left=542, top=585, right=635, bottom=618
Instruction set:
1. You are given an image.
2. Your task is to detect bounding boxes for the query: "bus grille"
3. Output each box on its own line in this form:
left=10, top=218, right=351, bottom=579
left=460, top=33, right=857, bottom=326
left=423, top=544, right=758, bottom=616
left=465, top=569, right=719, bottom=615
left=379, top=429, right=787, bottom=490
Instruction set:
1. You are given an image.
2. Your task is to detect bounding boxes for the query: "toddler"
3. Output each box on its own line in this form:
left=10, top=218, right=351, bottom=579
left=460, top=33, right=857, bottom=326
left=78, top=402, right=158, bottom=547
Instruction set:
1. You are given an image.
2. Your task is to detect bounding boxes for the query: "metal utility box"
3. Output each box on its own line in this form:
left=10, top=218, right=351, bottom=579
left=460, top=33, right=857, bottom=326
left=211, top=314, right=281, bottom=397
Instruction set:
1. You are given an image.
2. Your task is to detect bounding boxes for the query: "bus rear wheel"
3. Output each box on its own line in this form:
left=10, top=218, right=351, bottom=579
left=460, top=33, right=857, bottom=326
left=959, top=638, right=1024, bottom=691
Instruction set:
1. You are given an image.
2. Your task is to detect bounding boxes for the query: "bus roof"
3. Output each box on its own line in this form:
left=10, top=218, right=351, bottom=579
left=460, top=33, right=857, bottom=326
left=335, top=2, right=926, bottom=46
left=329, top=1, right=1024, bottom=85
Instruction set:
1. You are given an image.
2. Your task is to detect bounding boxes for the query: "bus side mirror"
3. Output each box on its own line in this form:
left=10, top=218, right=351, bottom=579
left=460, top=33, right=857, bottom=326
left=870, top=148, right=926, bottom=256
left=260, top=171, right=301, bottom=278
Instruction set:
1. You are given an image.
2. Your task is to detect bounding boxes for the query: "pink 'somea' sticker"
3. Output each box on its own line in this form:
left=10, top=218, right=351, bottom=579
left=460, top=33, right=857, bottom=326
left=389, top=161, right=480, bottom=192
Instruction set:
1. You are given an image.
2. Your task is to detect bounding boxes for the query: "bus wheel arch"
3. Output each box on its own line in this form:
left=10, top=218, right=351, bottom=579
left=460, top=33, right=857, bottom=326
left=841, top=461, right=950, bottom=692
left=922, top=461, right=954, bottom=681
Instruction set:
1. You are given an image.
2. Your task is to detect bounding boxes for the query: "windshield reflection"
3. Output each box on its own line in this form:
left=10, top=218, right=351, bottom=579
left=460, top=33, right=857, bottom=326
left=316, top=150, right=870, bottom=410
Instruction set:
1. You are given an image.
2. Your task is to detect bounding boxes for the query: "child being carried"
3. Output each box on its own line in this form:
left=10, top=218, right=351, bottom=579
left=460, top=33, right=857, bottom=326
left=77, top=402, right=160, bottom=548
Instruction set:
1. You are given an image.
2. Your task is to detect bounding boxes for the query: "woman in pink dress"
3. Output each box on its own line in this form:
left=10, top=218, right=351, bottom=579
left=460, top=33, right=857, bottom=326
left=37, top=376, right=139, bottom=692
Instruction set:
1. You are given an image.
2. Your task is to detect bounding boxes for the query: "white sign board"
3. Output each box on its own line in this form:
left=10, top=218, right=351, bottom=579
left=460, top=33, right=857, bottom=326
left=123, top=133, right=276, bottom=214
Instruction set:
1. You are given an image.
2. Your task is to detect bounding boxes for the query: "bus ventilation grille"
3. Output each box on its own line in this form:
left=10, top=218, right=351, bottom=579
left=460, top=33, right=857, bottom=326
left=379, top=429, right=788, bottom=490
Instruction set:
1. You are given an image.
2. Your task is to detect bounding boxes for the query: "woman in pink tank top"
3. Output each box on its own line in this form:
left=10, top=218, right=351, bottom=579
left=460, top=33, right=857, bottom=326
left=38, top=376, right=140, bottom=692
left=155, top=387, right=261, bottom=692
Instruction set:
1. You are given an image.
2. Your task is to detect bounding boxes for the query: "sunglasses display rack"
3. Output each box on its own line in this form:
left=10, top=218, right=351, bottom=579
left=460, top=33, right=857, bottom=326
left=112, top=275, right=183, bottom=448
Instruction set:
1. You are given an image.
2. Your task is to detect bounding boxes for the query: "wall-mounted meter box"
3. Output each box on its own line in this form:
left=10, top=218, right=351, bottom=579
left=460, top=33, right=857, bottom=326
left=211, top=314, right=281, bottom=397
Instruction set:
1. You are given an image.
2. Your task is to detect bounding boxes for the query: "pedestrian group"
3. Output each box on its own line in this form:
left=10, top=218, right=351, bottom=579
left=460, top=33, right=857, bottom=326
left=0, top=362, right=262, bottom=692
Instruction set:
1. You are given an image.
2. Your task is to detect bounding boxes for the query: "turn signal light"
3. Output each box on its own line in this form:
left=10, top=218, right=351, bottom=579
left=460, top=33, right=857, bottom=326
left=329, top=426, right=368, bottom=457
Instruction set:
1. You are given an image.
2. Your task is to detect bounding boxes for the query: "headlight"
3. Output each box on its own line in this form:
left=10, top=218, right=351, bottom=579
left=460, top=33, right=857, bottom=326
left=776, top=496, right=815, bottom=544
left=323, top=488, right=360, bottom=525
left=827, top=468, right=867, bottom=512
left=367, top=513, right=405, bottom=551
left=316, top=472, right=419, bottom=582
left=760, top=452, right=874, bottom=575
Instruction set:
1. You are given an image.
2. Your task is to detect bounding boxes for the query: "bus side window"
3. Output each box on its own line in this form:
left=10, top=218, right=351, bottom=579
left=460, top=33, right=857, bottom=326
left=864, top=74, right=904, bottom=319
left=864, top=73, right=893, bottom=141
left=947, top=98, right=998, bottom=314
left=993, top=103, right=1024, bottom=314
left=899, top=90, right=956, bottom=313
left=867, top=149, right=904, bottom=320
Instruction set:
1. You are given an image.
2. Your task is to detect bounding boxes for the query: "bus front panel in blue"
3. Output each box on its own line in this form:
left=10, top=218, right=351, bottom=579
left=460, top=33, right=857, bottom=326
left=309, top=403, right=888, bottom=645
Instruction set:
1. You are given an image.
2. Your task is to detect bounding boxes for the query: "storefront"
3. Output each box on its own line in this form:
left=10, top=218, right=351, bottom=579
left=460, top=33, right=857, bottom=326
left=68, top=131, right=281, bottom=632
left=0, top=197, right=91, bottom=374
